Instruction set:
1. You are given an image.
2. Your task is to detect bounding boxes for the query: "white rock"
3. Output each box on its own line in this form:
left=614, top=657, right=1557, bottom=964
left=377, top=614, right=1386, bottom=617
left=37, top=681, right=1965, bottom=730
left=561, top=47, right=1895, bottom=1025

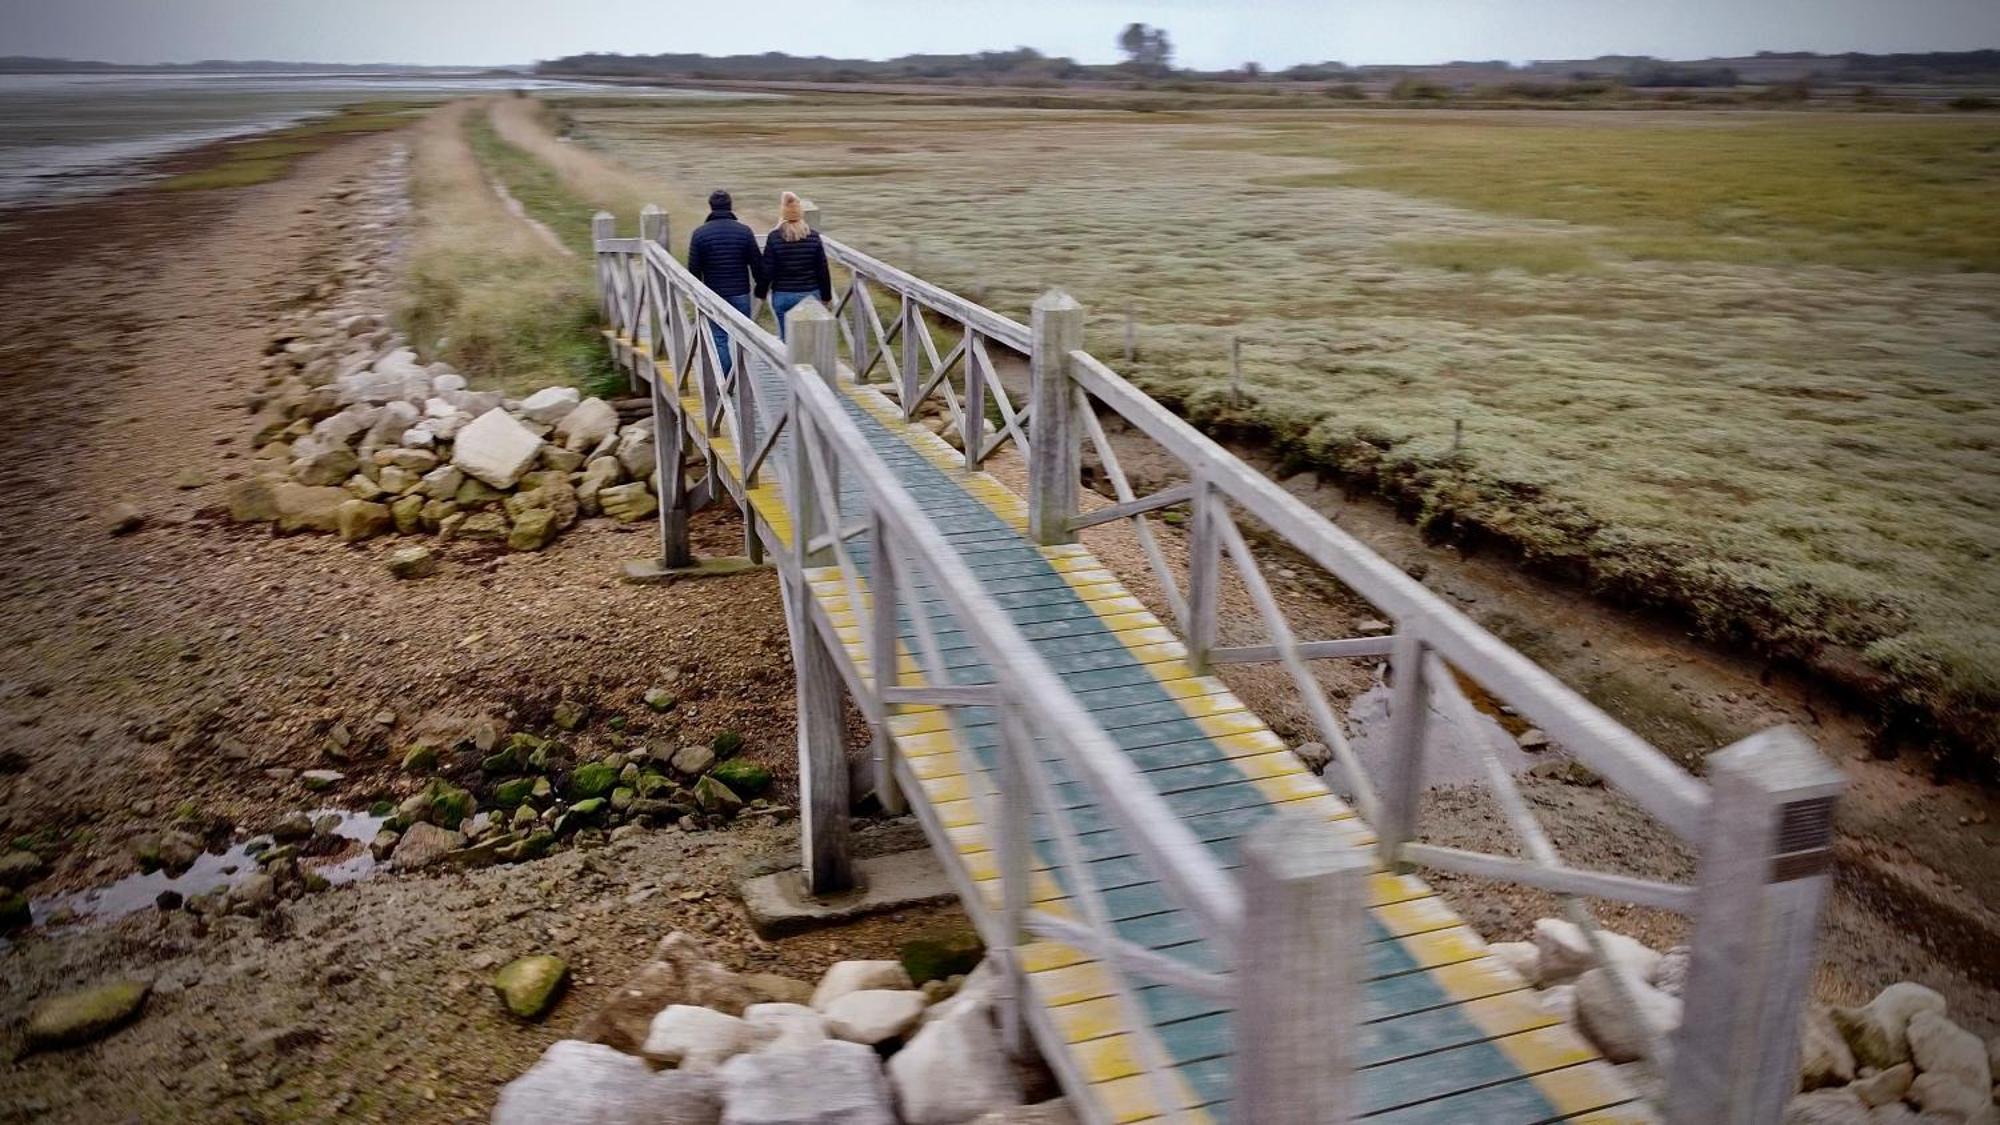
left=717, top=1038, right=893, bottom=1125
left=616, top=420, right=656, bottom=478
left=431, top=371, right=467, bottom=394
left=451, top=389, right=504, bottom=416
left=642, top=1004, right=758, bottom=1072
left=1908, top=1072, right=1994, bottom=1122
left=451, top=408, right=543, bottom=489
left=1801, top=1004, right=1857, bottom=1090
left=888, top=1001, right=1022, bottom=1124
left=1651, top=945, right=1690, bottom=996
left=824, top=990, right=925, bottom=1046
left=922, top=960, right=1000, bottom=1027
left=494, top=1040, right=721, bottom=1125
left=313, top=404, right=379, bottom=447
left=1488, top=941, right=1537, bottom=981
left=1538, top=984, right=1578, bottom=1025
left=425, top=396, right=459, bottom=419
left=418, top=464, right=464, bottom=500
left=519, top=386, right=582, bottom=425
left=1908, top=1010, right=1991, bottom=1094
left=743, top=1003, right=827, bottom=1053
left=1782, top=1088, right=1871, bottom=1125
left=402, top=427, right=436, bottom=450
left=812, top=961, right=914, bottom=1011
left=362, top=400, right=419, bottom=452
left=557, top=396, right=621, bottom=453
left=1850, top=1062, right=1914, bottom=1108
left=1531, top=918, right=1660, bottom=987
left=1832, top=983, right=1948, bottom=1070
left=1573, top=967, right=1681, bottom=1063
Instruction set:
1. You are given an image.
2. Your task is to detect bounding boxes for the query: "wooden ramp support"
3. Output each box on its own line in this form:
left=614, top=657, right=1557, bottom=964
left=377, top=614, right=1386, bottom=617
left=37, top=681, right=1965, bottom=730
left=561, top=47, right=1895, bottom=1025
left=591, top=206, right=1844, bottom=1125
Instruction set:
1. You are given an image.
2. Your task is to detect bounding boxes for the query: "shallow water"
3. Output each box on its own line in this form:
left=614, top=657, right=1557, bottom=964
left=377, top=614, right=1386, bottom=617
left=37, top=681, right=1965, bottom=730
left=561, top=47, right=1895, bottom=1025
left=0, top=71, right=751, bottom=209
left=28, top=807, right=385, bottom=928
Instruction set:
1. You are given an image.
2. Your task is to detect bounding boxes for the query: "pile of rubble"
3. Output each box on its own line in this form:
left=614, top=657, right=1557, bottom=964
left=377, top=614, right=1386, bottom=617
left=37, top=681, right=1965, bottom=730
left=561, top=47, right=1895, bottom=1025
left=229, top=356, right=662, bottom=557
left=224, top=143, right=663, bottom=565
left=496, top=931, right=1070, bottom=1125
left=1489, top=919, right=1999, bottom=1122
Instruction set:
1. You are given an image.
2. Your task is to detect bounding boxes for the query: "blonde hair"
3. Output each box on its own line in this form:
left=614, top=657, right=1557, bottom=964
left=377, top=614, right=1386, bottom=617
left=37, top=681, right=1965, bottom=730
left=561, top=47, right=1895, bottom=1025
left=777, top=191, right=811, bottom=243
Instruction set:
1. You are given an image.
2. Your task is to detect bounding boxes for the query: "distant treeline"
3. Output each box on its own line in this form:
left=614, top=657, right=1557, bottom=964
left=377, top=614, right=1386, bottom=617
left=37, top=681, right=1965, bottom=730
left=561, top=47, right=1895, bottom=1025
left=535, top=47, right=2000, bottom=88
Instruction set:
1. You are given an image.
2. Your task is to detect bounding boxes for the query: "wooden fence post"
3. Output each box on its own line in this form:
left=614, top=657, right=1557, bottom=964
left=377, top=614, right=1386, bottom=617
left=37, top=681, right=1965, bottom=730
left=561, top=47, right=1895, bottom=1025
left=1377, top=623, right=1431, bottom=868
left=1185, top=474, right=1220, bottom=670
left=867, top=517, right=907, bottom=816
left=1238, top=813, right=1370, bottom=1124
left=1028, top=290, right=1084, bottom=545
left=782, top=570, right=853, bottom=897
left=899, top=294, right=921, bottom=418
left=591, top=211, right=616, bottom=326
left=788, top=300, right=839, bottom=563
left=994, top=703, right=1037, bottom=1055
left=635, top=204, right=668, bottom=391
left=784, top=298, right=852, bottom=896
left=1666, top=727, right=1843, bottom=1125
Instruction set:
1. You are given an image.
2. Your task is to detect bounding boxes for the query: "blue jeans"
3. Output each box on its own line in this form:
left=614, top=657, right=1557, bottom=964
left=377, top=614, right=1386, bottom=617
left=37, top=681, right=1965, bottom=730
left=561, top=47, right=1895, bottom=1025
left=708, top=293, right=753, bottom=374
left=771, top=290, right=819, bottom=342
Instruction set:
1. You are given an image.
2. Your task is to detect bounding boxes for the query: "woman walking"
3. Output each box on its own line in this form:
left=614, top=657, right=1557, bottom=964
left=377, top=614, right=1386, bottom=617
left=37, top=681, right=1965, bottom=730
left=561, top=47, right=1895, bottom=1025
left=762, top=191, right=832, bottom=341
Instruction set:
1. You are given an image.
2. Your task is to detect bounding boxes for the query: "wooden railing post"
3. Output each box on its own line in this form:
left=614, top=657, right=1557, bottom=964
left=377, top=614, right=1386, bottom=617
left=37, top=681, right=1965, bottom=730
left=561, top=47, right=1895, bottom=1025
left=782, top=561, right=853, bottom=897
left=1377, top=622, right=1431, bottom=869
left=1667, top=727, right=1843, bottom=1125
left=868, top=518, right=907, bottom=815
left=898, top=294, right=920, bottom=417
left=1238, top=813, right=1369, bottom=1124
left=1028, top=290, right=1084, bottom=545
left=635, top=204, right=668, bottom=392
left=591, top=211, right=616, bottom=326
left=788, top=300, right=839, bottom=567
left=994, top=703, right=1037, bottom=1055
left=1185, top=473, right=1220, bottom=670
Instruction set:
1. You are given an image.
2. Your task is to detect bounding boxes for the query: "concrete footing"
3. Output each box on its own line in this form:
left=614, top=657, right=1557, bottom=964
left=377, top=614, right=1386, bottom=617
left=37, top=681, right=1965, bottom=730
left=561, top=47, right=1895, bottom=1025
left=740, top=849, right=958, bottom=937
left=621, top=555, right=765, bottom=585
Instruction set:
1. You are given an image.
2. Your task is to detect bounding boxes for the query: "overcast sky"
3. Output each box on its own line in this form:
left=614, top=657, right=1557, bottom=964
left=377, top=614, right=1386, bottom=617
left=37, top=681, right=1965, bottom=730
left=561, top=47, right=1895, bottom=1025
left=4, top=0, right=1997, bottom=69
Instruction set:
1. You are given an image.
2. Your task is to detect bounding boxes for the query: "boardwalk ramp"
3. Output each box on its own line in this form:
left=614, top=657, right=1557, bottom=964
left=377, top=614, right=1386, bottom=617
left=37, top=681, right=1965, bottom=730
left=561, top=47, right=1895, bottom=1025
left=593, top=206, right=1843, bottom=1125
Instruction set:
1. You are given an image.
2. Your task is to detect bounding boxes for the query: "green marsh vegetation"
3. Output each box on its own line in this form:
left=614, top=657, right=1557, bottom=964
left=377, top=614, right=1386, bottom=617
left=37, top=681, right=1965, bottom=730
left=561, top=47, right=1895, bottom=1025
left=552, top=97, right=1998, bottom=769
left=160, top=103, right=424, bottom=192
left=396, top=101, right=619, bottom=398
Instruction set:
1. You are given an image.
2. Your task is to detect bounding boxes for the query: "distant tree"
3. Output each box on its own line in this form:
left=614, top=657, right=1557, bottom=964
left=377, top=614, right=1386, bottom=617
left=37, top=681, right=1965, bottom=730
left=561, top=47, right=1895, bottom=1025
left=1116, top=23, right=1173, bottom=71
left=1242, top=61, right=1262, bottom=79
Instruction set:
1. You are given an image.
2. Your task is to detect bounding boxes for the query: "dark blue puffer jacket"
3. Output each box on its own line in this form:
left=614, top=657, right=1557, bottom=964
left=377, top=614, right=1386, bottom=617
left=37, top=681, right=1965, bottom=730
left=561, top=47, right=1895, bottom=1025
left=686, top=211, right=767, bottom=299
left=762, top=228, right=832, bottom=302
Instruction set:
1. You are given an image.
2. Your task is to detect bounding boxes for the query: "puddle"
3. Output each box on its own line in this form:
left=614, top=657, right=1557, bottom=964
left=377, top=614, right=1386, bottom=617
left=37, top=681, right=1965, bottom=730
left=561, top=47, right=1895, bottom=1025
left=27, top=808, right=385, bottom=930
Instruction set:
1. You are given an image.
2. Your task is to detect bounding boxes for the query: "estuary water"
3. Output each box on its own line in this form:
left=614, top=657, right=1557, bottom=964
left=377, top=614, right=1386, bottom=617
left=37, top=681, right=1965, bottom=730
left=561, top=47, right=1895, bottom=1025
left=0, top=71, right=740, bottom=209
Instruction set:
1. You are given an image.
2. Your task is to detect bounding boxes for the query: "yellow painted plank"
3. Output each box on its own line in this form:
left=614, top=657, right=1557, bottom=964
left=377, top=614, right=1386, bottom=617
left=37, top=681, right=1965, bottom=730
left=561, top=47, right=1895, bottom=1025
left=1528, top=1061, right=1646, bottom=1120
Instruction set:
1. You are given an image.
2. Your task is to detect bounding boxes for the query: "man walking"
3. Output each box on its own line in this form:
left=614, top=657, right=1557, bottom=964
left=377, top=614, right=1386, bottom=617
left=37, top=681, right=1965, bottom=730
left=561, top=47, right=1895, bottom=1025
left=684, top=189, right=766, bottom=374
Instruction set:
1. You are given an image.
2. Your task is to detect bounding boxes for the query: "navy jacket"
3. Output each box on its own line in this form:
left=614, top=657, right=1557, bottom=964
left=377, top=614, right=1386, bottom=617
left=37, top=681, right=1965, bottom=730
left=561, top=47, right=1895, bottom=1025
left=762, top=229, right=832, bottom=303
left=686, top=211, right=767, bottom=300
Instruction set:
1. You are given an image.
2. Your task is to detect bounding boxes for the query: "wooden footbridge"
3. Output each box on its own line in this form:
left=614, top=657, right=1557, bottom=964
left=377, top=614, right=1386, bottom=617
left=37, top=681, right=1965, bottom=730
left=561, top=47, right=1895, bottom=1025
left=592, top=204, right=1843, bottom=1125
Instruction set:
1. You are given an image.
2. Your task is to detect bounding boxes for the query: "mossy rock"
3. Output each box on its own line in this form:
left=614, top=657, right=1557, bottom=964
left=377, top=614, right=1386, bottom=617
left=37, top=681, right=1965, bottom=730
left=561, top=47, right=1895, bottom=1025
left=552, top=701, right=588, bottom=732
left=25, top=980, right=150, bottom=1050
left=568, top=762, right=618, bottom=800
left=634, top=773, right=678, bottom=799
left=369, top=799, right=395, bottom=818
left=503, top=830, right=555, bottom=862
left=710, top=731, right=745, bottom=758
left=492, top=778, right=536, bottom=809
left=415, top=779, right=475, bottom=827
left=491, top=955, right=568, bottom=1021
left=692, top=774, right=742, bottom=815
left=901, top=930, right=986, bottom=985
left=508, top=732, right=547, bottom=756
left=399, top=744, right=438, bottom=773
left=709, top=759, right=771, bottom=796
left=481, top=747, right=522, bottom=773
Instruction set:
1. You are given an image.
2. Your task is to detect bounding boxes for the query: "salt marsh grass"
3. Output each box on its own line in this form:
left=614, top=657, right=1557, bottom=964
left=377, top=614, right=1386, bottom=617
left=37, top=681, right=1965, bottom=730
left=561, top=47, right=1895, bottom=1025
left=553, top=98, right=1997, bottom=765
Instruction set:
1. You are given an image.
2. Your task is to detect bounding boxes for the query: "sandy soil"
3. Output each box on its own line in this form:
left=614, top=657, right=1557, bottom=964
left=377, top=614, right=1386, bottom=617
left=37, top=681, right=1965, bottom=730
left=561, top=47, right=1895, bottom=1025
left=0, top=129, right=961, bottom=1122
